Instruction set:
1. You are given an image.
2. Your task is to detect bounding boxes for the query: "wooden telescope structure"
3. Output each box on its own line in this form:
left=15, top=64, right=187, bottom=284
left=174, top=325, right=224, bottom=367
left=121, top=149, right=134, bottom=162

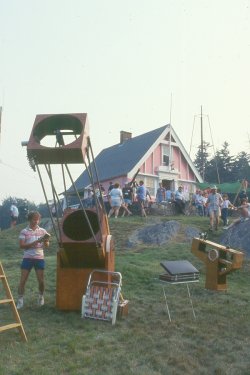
left=191, top=236, right=244, bottom=291
left=22, top=113, right=114, bottom=310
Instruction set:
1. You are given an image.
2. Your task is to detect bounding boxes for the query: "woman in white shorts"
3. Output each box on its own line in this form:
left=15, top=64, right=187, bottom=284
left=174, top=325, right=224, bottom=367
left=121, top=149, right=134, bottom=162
left=108, top=182, right=123, bottom=218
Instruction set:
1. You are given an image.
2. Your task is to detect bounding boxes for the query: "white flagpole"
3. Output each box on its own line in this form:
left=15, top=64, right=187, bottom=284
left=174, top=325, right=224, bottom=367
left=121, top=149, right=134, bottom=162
left=0, top=106, right=2, bottom=149
left=169, top=93, right=172, bottom=167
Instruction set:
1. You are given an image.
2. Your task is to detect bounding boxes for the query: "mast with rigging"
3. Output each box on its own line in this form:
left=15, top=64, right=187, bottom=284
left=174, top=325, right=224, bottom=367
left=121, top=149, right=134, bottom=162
left=190, top=106, right=220, bottom=184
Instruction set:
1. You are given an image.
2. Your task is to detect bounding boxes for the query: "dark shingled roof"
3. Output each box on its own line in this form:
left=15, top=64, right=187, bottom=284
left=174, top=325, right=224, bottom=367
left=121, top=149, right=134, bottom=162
left=70, top=124, right=169, bottom=192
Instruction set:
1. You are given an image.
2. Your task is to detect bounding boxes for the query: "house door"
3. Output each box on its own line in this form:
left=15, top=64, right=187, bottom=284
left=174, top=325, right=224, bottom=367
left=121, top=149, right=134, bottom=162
left=162, top=179, right=174, bottom=191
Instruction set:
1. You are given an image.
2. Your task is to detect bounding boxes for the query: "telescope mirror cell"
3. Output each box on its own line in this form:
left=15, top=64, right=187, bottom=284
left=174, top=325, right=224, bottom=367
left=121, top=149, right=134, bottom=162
left=62, top=209, right=100, bottom=241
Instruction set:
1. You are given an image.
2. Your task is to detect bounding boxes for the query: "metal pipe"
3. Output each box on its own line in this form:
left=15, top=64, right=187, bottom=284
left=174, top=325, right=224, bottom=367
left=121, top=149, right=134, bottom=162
left=64, top=163, right=99, bottom=247
left=36, top=164, right=60, bottom=244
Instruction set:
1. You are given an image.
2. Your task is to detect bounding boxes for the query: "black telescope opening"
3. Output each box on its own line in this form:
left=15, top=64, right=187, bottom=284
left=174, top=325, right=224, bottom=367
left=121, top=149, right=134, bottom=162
left=33, top=114, right=83, bottom=143
left=62, top=210, right=100, bottom=241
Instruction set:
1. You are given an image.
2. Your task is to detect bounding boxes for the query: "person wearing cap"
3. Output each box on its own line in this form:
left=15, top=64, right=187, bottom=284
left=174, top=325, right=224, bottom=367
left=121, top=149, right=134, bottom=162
left=174, top=186, right=186, bottom=214
left=207, top=185, right=223, bottom=231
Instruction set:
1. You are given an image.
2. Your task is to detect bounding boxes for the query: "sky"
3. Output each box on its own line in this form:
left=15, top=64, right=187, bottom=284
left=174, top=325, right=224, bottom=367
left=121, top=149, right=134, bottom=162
left=0, top=0, right=250, bottom=204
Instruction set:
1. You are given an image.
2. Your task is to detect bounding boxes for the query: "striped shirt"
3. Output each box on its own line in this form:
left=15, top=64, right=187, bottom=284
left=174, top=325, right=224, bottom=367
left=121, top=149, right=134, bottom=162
left=19, top=225, right=47, bottom=259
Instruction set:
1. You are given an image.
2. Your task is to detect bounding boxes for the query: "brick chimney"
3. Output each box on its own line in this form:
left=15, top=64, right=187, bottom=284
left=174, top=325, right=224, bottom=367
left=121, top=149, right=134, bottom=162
left=120, top=131, right=132, bottom=144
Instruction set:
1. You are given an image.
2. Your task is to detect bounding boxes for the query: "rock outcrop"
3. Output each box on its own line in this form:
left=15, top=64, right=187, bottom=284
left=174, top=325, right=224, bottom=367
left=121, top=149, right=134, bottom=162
left=127, top=220, right=200, bottom=248
left=126, top=218, right=250, bottom=259
left=220, top=220, right=250, bottom=258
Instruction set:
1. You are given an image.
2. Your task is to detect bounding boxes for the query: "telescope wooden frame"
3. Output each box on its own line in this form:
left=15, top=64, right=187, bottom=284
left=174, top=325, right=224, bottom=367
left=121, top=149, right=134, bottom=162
left=56, top=234, right=115, bottom=311
left=25, top=112, right=116, bottom=311
left=54, top=195, right=115, bottom=311
left=26, top=113, right=89, bottom=164
left=191, top=237, right=244, bottom=291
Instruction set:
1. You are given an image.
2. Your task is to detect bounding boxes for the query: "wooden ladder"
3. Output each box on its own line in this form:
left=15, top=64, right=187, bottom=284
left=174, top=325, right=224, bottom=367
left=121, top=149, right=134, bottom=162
left=0, top=262, right=27, bottom=342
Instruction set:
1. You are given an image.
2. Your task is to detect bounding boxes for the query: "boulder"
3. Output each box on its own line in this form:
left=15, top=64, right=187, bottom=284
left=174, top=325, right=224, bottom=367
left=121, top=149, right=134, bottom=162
left=127, top=220, right=200, bottom=247
left=220, top=220, right=250, bottom=258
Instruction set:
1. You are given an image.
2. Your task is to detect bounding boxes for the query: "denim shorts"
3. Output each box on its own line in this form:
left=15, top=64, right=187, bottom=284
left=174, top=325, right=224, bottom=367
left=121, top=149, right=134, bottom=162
left=21, top=258, right=45, bottom=270
left=137, top=198, right=146, bottom=207
left=124, top=199, right=132, bottom=205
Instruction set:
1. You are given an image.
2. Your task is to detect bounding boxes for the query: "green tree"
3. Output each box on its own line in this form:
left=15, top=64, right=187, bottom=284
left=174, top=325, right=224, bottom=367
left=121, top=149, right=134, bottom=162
left=0, top=197, right=48, bottom=230
left=216, top=142, right=234, bottom=183
left=231, top=151, right=250, bottom=181
left=193, top=141, right=211, bottom=180
left=203, top=142, right=235, bottom=184
left=193, top=141, right=250, bottom=184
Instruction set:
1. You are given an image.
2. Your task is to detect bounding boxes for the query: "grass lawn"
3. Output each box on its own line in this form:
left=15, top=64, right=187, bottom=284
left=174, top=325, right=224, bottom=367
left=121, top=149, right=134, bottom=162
left=0, top=214, right=250, bottom=375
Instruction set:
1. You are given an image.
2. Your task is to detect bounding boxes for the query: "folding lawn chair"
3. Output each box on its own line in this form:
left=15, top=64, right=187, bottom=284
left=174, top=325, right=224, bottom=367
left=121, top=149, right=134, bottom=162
left=81, top=270, right=122, bottom=325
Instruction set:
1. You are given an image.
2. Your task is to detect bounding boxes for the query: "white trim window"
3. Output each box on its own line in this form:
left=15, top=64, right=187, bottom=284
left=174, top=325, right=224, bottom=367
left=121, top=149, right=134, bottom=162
left=162, top=145, right=170, bottom=166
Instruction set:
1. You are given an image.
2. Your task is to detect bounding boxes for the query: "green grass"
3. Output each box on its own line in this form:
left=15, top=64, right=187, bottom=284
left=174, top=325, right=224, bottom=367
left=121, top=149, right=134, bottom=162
left=0, top=215, right=250, bottom=375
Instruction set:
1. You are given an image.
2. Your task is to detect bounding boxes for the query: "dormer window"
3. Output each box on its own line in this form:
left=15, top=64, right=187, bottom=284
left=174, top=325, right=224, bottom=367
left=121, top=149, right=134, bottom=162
left=162, top=145, right=170, bottom=166
left=163, top=155, right=169, bottom=165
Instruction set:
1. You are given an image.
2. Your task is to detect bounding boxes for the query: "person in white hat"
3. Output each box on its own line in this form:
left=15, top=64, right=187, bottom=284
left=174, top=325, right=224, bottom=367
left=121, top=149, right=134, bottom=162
left=207, top=186, right=223, bottom=231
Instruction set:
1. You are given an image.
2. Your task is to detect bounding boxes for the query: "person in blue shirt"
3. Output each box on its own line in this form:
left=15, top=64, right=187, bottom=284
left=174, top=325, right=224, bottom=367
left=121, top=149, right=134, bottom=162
left=136, top=180, right=151, bottom=217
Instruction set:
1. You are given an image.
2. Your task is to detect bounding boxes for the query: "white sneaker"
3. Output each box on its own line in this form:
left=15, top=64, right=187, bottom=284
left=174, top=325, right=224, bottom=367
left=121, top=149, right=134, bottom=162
left=16, top=297, right=24, bottom=310
left=38, top=295, right=44, bottom=306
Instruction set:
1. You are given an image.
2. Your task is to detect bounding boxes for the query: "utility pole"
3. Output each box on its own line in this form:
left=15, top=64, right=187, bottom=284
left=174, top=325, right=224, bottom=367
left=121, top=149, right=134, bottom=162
left=169, top=93, right=172, bottom=167
left=0, top=106, right=2, bottom=147
left=200, top=106, right=205, bottom=180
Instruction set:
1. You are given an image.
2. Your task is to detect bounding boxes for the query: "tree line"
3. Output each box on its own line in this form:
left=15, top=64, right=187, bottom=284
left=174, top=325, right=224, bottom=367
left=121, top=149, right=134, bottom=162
left=193, top=141, right=250, bottom=184
left=0, top=197, right=49, bottom=230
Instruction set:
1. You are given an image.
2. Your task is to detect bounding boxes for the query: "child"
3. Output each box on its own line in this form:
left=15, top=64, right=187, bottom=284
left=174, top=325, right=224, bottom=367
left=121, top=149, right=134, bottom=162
left=220, top=194, right=234, bottom=228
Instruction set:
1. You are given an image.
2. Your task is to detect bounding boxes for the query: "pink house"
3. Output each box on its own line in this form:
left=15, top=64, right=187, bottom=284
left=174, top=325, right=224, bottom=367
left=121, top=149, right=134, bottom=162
left=70, top=124, right=203, bottom=199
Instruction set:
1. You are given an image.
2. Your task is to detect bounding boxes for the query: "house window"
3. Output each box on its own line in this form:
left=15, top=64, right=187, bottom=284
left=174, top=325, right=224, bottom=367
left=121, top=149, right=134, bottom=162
left=162, top=145, right=170, bottom=166
left=163, top=155, right=169, bottom=165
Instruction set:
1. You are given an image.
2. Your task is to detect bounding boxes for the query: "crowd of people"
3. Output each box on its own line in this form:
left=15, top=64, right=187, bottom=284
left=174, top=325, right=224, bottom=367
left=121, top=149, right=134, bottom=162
left=107, top=180, right=151, bottom=218
left=74, top=181, right=250, bottom=225
left=154, top=183, right=250, bottom=231
left=189, top=186, right=250, bottom=231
